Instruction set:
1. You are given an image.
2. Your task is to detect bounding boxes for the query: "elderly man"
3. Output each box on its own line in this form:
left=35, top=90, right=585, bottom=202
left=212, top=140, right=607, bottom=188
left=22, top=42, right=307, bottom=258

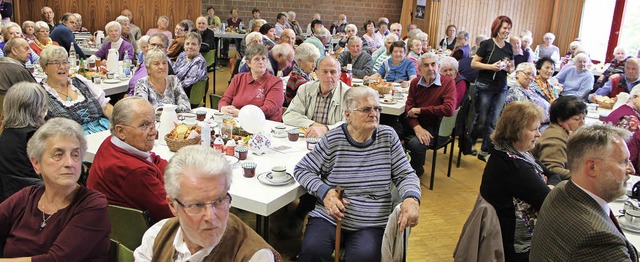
left=390, top=23, right=403, bottom=39
left=0, top=38, right=37, bottom=96
left=50, top=13, right=86, bottom=58
left=121, top=9, right=142, bottom=40
left=134, top=145, right=280, bottom=261
left=87, top=97, right=172, bottom=222
left=287, top=11, right=303, bottom=38
left=304, top=27, right=330, bottom=58
left=530, top=125, right=638, bottom=261
left=195, top=16, right=216, bottom=53
left=72, top=13, right=89, bottom=32
left=116, top=15, right=138, bottom=52
left=283, top=56, right=351, bottom=138
left=41, top=6, right=55, bottom=32
left=274, top=12, right=289, bottom=37
left=330, top=14, right=348, bottom=34
left=280, top=28, right=296, bottom=47
left=239, top=43, right=294, bottom=76
left=337, top=36, right=374, bottom=79
left=405, top=53, right=457, bottom=176
left=590, top=58, right=640, bottom=102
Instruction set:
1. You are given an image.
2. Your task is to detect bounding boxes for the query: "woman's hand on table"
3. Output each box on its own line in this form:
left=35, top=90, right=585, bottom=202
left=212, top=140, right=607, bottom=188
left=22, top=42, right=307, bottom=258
left=324, top=188, right=350, bottom=221
left=220, top=105, right=240, bottom=117
left=398, top=197, right=420, bottom=233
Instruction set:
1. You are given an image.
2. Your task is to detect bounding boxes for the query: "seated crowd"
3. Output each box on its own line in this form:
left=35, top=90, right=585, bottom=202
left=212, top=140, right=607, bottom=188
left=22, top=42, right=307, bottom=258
left=0, top=5, right=639, bottom=262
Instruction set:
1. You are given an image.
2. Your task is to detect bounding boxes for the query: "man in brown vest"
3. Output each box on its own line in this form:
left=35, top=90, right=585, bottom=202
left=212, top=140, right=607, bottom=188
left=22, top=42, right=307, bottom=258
left=133, top=145, right=280, bottom=261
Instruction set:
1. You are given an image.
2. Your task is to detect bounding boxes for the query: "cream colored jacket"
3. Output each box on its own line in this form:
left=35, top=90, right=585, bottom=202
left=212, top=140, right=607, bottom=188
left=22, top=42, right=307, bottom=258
left=282, top=80, right=350, bottom=128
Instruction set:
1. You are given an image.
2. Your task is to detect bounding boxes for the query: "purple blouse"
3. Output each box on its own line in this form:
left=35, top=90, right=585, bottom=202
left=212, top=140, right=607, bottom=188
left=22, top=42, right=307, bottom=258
left=94, top=39, right=135, bottom=61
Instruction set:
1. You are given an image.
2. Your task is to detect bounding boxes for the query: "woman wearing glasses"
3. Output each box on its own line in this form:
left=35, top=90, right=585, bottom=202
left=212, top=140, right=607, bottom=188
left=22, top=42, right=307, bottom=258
left=294, top=86, right=421, bottom=261
left=605, top=84, right=640, bottom=176
left=134, top=48, right=191, bottom=113
left=0, top=118, right=110, bottom=261
left=505, top=62, right=551, bottom=131
left=39, top=46, right=113, bottom=134
left=30, top=21, right=59, bottom=56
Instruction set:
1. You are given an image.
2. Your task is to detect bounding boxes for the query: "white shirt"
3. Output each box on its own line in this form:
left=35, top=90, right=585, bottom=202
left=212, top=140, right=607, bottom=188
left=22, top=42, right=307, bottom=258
left=574, top=181, right=610, bottom=215
left=134, top=218, right=275, bottom=262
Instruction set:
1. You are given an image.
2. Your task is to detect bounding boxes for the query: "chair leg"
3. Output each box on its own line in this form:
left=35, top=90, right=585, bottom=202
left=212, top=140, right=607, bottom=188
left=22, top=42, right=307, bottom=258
left=448, top=139, right=455, bottom=177
left=430, top=148, right=437, bottom=190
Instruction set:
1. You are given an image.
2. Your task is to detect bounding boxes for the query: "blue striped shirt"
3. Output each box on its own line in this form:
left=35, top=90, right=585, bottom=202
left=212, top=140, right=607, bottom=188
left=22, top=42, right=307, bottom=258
left=294, top=124, right=421, bottom=230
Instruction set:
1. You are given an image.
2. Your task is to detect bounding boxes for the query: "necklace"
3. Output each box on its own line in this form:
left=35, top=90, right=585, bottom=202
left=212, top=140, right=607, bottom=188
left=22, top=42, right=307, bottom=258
left=40, top=192, right=56, bottom=230
left=53, top=85, right=72, bottom=102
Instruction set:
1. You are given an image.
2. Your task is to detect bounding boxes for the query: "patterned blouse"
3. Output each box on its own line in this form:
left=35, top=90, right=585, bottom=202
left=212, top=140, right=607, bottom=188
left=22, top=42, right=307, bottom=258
left=134, top=75, right=191, bottom=113
left=506, top=84, right=551, bottom=130
left=531, top=76, right=557, bottom=103
left=173, top=52, right=208, bottom=89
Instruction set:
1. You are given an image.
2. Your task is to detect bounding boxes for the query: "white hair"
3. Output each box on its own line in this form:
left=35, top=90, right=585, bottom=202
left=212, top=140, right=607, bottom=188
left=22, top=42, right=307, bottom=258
left=105, top=21, right=122, bottom=34
left=164, top=145, right=232, bottom=198
left=516, top=62, right=537, bottom=77
left=345, top=24, right=357, bottom=34
left=384, top=33, right=399, bottom=42
left=439, top=56, right=459, bottom=71
left=543, top=32, right=555, bottom=41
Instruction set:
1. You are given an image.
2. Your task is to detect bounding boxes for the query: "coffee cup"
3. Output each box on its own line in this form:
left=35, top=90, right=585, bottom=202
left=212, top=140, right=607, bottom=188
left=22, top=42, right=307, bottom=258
left=242, top=161, right=257, bottom=178
left=268, top=166, right=289, bottom=182
left=182, top=113, right=197, bottom=125
left=196, top=110, right=207, bottom=121
left=271, top=125, right=287, bottom=138
left=287, top=129, right=300, bottom=142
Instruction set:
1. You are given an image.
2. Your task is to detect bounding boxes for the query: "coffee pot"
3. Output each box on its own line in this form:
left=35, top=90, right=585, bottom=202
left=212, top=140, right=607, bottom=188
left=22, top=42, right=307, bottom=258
left=94, top=30, right=104, bottom=45
left=106, top=48, right=119, bottom=73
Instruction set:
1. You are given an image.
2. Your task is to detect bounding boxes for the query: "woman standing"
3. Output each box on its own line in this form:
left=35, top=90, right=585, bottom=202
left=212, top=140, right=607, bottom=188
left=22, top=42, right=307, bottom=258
left=480, top=101, right=561, bottom=261
left=470, top=15, right=514, bottom=161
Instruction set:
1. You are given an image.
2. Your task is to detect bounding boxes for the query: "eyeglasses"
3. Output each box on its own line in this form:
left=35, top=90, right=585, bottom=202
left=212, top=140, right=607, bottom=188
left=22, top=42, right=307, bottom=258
left=519, top=71, right=534, bottom=77
left=353, top=106, right=382, bottom=113
left=149, top=42, right=166, bottom=49
left=173, top=193, right=232, bottom=215
left=120, top=122, right=156, bottom=132
left=46, top=61, right=70, bottom=68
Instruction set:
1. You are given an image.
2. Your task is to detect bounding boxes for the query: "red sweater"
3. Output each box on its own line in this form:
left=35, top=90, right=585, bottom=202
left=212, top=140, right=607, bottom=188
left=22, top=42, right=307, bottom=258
left=405, top=74, right=457, bottom=130
left=87, top=136, right=172, bottom=222
left=219, top=72, right=284, bottom=122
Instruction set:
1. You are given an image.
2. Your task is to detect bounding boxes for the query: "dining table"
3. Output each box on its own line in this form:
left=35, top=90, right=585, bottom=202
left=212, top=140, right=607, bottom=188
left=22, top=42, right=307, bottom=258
left=84, top=107, right=308, bottom=241
left=34, top=72, right=130, bottom=96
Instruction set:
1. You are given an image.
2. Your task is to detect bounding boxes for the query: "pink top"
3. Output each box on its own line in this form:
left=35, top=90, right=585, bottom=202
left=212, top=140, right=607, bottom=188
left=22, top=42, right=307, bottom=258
left=219, top=72, right=284, bottom=122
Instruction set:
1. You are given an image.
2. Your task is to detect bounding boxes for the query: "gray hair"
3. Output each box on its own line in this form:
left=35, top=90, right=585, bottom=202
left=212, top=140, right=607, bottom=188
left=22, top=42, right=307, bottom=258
left=287, top=11, right=296, bottom=20
left=348, top=35, right=362, bottom=46
left=245, top=32, right=263, bottom=45
left=628, top=83, right=640, bottom=102
left=569, top=40, right=582, bottom=50
left=150, top=33, right=170, bottom=49
left=115, top=15, right=130, bottom=24
left=105, top=21, right=122, bottom=35
left=521, top=35, right=533, bottom=44
left=184, top=31, right=202, bottom=45
left=419, top=52, right=438, bottom=63
left=3, top=22, right=22, bottom=40
left=181, top=19, right=195, bottom=32
left=407, top=29, right=422, bottom=40
left=456, top=31, right=469, bottom=40
left=244, top=44, right=269, bottom=62
left=73, top=13, right=82, bottom=20
left=475, top=35, right=489, bottom=46
left=34, top=21, right=49, bottom=33
left=543, top=32, right=556, bottom=41
left=3, top=37, right=27, bottom=55
left=271, top=43, right=294, bottom=58
left=384, top=33, right=399, bottom=42
left=343, top=86, right=378, bottom=112
left=614, top=46, right=626, bottom=55
left=158, top=16, right=169, bottom=24
left=39, top=45, right=68, bottom=68
left=27, top=118, right=87, bottom=162
left=136, top=35, right=150, bottom=53
left=567, top=124, right=631, bottom=172
left=21, top=21, right=35, bottom=32
left=3, top=82, right=48, bottom=129
left=516, top=62, right=537, bottom=77
left=144, top=48, right=167, bottom=67
left=315, top=27, right=331, bottom=39
left=294, top=42, right=320, bottom=64
left=164, top=145, right=232, bottom=198
left=110, top=96, right=149, bottom=134
left=345, top=24, right=357, bottom=34
left=378, top=17, right=389, bottom=24
left=573, top=52, right=590, bottom=64
left=439, top=56, right=459, bottom=71
left=416, top=32, right=428, bottom=42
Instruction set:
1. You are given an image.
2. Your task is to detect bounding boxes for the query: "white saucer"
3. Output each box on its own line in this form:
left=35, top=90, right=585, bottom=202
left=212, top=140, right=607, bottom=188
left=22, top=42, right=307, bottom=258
left=257, top=172, right=294, bottom=186
left=103, top=79, right=120, bottom=84
left=379, top=99, right=397, bottom=104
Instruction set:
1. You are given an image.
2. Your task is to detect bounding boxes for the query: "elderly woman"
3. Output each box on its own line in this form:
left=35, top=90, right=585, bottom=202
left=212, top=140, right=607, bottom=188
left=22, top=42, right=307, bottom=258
left=91, top=21, right=135, bottom=61
left=440, top=56, right=468, bottom=108
left=134, top=49, right=190, bottom=113
left=439, top=24, right=457, bottom=51
left=470, top=16, right=514, bottom=161
left=559, top=41, right=583, bottom=70
left=470, top=35, right=488, bottom=56
left=338, top=24, right=358, bottom=48
left=337, top=36, right=374, bottom=79
left=371, top=33, right=399, bottom=72
left=451, top=31, right=470, bottom=61
left=554, top=53, right=594, bottom=98
left=22, top=20, right=35, bottom=43
left=238, top=31, right=264, bottom=70
left=405, top=37, right=422, bottom=74
left=146, top=16, right=173, bottom=41
left=0, top=117, right=110, bottom=260
left=294, top=86, right=421, bottom=261
left=366, top=41, right=417, bottom=87
left=506, top=62, right=551, bottom=131
left=0, top=22, right=39, bottom=65
left=532, top=96, right=586, bottom=180
left=0, top=83, right=48, bottom=201
left=115, top=15, right=138, bottom=54
left=167, top=21, right=189, bottom=61
left=535, top=32, right=561, bottom=63
left=219, top=44, right=284, bottom=121
left=531, top=57, right=558, bottom=103
left=363, top=20, right=382, bottom=53
left=285, top=42, right=320, bottom=107
left=174, top=32, right=208, bottom=98
left=521, top=35, right=535, bottom=62
left=605, top=84, right=640, bottom=176
left=40, top=46, right=113, bottom=134
left=480, top=101, right=561, bottom=261
left=30, top=21, right=58, bottom=55
left=596, top=46, right=632, bottom=89
left=136, top=35, right=150, bottom=64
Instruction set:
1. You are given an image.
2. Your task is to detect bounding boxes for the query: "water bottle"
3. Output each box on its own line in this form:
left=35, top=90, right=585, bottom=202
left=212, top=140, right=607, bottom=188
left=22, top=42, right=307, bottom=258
left=68, top=45, right=77, bottom=67
left=221, top=23, right=226, bottom=32
left=123, top=51, right=132, bottom=77
left=201, top=123, right=211, bottom=147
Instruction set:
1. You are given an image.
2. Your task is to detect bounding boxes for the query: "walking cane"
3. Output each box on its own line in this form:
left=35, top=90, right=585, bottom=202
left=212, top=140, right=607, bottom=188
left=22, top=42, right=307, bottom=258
left=334, top=186, right=344, bottom=262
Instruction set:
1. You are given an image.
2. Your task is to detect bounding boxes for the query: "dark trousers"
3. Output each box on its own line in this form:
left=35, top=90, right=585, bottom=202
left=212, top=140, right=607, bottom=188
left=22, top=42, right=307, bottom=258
left=298, top=217, right=384, bottom=262
left=221, top=38, right=242, bottom=58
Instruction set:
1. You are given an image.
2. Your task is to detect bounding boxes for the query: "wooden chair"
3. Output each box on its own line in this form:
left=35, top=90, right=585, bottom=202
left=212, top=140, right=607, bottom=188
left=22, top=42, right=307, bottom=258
left=107, top=205, right=152, bottom=251
left=189, top=80, right=208, bottom=107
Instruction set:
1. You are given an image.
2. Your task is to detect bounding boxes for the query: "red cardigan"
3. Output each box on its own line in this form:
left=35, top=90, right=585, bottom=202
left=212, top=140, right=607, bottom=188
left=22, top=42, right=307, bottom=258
left=87, top=136, right=172, bottom=222
left=219, top=72, right=284, bottom=122
left=405, top=74, right=457, bottom=130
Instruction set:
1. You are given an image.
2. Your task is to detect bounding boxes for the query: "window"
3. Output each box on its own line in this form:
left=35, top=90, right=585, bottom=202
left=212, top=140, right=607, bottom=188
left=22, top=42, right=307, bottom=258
left=578, top=0, right=616, bottom=62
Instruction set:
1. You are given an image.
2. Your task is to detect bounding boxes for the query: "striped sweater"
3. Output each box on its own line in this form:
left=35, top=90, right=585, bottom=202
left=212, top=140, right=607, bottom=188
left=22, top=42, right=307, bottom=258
left=294, top=124, right=421, bottom=230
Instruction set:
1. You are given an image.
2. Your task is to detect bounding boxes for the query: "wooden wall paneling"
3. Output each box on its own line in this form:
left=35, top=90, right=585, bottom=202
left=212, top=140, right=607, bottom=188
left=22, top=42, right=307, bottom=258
left=399, top=0, right=415, bottom=38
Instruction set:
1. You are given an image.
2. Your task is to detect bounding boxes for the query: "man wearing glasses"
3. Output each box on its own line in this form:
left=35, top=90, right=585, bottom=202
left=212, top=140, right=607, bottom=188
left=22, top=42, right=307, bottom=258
left=49, top=12, right=86, bottom=59
left=134, top=145, right=279, bottom=261
left=87, top=97, right=172, bottom=222
left=404, top=52, right=457, bottom=176
left=128, top=33, right=175, bottom=95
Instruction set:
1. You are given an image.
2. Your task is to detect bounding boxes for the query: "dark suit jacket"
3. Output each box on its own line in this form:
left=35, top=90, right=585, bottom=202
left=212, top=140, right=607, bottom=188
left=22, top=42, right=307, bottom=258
left=530, top=180, right=638, bottom=261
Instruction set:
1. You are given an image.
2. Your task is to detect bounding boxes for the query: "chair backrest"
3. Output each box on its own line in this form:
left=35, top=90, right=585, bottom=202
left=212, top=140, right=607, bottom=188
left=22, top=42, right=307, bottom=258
left=107, top=204, right=152, bottom=251
left=209, top=93, right=222, bottom=110
left=118, top=242, right=135, bottom=262
left=189, top=79, right=208, bottom=106
left=438, top=108, right=460, bottom=137
left=203, top=49, right=216, bottom=69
